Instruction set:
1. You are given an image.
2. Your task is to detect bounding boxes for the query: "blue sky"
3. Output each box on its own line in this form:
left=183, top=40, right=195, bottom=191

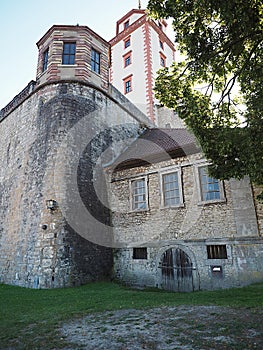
left=0, top=0, right=152, bottom=108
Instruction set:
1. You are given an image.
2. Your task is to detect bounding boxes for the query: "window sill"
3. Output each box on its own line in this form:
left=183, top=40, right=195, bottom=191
left=90, top=69, right=101, bottom=77
left=58, top=64, right=77, bottom=67
left=160, top=203, right=185, bottom=210
left=130, top=208, right=149, bottom=213
left=197, top=198, right=226, bottom=206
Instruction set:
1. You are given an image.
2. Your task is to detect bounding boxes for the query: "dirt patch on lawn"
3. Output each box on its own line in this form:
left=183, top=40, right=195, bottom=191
left=60, top=305, right=263, bottom=349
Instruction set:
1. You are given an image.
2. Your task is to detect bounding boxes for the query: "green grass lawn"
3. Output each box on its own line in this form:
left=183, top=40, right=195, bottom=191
left=0, top=281, right=262, bottom=349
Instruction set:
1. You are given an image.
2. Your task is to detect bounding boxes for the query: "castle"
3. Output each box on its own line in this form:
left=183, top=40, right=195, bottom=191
left=0, top=8, right=262, bottom=291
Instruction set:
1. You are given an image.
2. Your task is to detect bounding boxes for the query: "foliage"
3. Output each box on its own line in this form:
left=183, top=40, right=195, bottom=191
left=0, top=281, right=263, bottom=349
left=147, top=0, right=263, bottom=194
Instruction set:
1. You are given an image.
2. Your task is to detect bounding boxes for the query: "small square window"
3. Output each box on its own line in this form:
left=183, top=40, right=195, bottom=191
left=133, top=248, right=147, bottom=259
left=91, top=48, right=100, bottom=74
left=124, top=20, right=130, bottom=29
left=207, top=245, right=227, bottom=259
left=62, top=42, right=76, bottom=65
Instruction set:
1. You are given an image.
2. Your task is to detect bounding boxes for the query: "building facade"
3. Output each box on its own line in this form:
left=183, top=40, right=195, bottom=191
left=0, top=8, right=262, bottom=291
left=109, top=129, right=263, bottom=291
left=0, top=24, right=151, bottom=289
left=109, top=9, right=178, bottom=125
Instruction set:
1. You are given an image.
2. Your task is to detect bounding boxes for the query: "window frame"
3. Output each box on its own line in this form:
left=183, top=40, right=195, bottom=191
left=130, top=176, right=148, bottom=212
left=42, top=48, right=49, bottom=72
left=123, top=74, right=133, bottom=94
left=159, top=167, right=184, bottom=208
left=124, top=20, right=130, bottom=29
left=207, top=245, right=228, bottom=259
left=160, top=52, right=166, bottom=67
left=133, top=247, right=148, bottom=260
left=195, top=163, right=225, bottom=205
left=62, top=42, right=76, bottom=65
left=123, top=51, right=132, bottom=67
left=91, top=48, right=101, bottom=74
left=124, top=36, right=131, bottom=49
left=159, top=40, right=164, bottom=50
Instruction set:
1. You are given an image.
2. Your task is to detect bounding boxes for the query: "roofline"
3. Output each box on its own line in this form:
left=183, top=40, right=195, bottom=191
left=116, top=9, right=146, bottom=35
left=110, top=15, right=175, bottom=52
left=36, top=24, right=110, bottom=48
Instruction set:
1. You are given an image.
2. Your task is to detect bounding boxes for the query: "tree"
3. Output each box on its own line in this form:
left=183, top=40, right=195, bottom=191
left=147, top=0, right=263, bottom=199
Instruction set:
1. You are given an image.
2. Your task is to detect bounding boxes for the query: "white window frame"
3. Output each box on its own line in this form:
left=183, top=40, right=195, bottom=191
left=130, top=176, right=148, bottom=211
left=195, top=163, right=225, bottom=205
left=159, top=167, right=184, bottom=208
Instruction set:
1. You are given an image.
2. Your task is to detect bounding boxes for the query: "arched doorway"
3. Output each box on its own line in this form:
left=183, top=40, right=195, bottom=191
left=161, top=247, right=194, bottom=292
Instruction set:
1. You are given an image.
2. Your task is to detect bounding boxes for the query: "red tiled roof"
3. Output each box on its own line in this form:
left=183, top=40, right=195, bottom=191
left=113, top=128, right=200, bottom=171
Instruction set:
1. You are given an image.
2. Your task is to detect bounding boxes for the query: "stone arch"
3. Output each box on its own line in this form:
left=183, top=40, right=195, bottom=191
left=156, top=244, right=200, bottom=292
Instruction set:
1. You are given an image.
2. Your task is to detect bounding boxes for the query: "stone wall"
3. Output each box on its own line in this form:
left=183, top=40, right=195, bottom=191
left=0, top=80, right=148, bottom=288
left=110, top=153, right=263, bottom=290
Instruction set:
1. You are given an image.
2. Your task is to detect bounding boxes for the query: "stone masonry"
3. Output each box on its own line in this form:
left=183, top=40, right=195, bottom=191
left=109, top=135, right=263, bottom=291
left=0, top=79, right=151, bottom=288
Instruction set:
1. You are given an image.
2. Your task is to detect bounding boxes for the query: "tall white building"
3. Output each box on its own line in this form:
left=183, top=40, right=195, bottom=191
left=109, top=8, right=177, bottom=125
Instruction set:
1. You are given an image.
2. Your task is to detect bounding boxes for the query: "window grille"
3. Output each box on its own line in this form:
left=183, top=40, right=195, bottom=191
left=207, top=245, right=227, bottom=259
left=133, top=248, right=147, bottom=259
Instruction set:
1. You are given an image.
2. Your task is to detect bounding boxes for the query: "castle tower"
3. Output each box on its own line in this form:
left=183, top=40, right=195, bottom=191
left=109, top=9, right=175, bottom=124
left=36, top=25, right=110, bottom=91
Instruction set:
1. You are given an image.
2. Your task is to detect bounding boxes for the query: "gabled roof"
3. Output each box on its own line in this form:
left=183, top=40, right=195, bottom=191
left=113, top=128, right=200, bottom=171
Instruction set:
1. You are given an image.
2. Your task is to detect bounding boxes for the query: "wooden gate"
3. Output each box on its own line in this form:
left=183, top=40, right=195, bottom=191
left=161, top=248, right=194, bottom=292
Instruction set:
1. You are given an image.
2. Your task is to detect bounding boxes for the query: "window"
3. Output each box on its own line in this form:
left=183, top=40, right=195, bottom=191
left=124, top=37, right=131, bottom=48
left=123, top=75, right=132, bottom=94
left=133, top=248, right=147, bottom=259
left=42, top=48, right=49, bottom=72
left=91, top=48, right=100, bottom=74
left=159, top=40, right=164, bottom=50
left=199, top=166, right=221, bottom=201
left=124, top=20, right=130, bottom=29
left=125, top=79, right=131, bottom=93
left=123, top=52, right=132, bottom=67
left=162, top=172, right=181, bottom=207
left=160, top=53, right=166, bottom=67
left=62, top=42, right=76, bottom=65
left=160, top=168, right=183, bottom=208
left=207, top=245, right=227, bottom=259
left=125, top=56, right=131, bottom=66
left=131, top=178, right=147, bottom=210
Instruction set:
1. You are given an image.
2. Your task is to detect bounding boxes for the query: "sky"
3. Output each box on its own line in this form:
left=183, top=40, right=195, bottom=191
left=1, top=0, right=171, bottom=109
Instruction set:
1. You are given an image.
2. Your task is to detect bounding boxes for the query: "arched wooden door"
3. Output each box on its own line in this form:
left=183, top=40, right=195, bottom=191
left=161, top=248, right=194, bottom=292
